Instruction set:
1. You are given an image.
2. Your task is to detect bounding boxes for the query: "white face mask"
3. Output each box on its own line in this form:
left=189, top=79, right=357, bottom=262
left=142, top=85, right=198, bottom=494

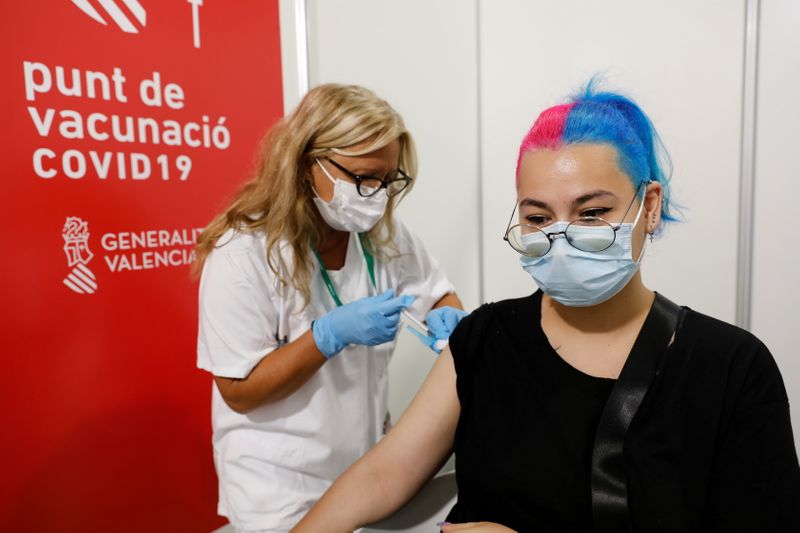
left=519, top=195, right=648, bottom=307
left=312, top=158, right=389, bottom=233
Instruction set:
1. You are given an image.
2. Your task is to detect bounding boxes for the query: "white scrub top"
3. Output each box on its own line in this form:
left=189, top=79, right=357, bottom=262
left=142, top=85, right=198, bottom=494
left=197, top=216, right=454, bottom=532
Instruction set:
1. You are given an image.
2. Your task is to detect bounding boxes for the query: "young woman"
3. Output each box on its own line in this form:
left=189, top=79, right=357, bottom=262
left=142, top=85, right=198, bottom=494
left=292, top=85, right=800, bottom=532
left=194, top=84, right=465, bottom=532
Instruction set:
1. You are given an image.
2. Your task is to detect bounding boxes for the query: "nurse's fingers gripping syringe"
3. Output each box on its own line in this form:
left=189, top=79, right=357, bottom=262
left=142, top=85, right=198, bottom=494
left=402, top=309, right=448, bottom=353
left=402, top=309, right=432, bottom=336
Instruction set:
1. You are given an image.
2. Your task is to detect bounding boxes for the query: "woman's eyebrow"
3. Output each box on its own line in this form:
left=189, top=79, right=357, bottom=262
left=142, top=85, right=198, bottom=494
left=519, top=190, right=617, bottom=209
left=572, top=190, right=617, bottom=207
left=519, top=197, right=549, bottom=209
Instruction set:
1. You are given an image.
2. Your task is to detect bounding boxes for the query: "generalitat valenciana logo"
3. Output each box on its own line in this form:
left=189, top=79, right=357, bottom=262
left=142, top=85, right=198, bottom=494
left=62, top=216, right=98, bottom=294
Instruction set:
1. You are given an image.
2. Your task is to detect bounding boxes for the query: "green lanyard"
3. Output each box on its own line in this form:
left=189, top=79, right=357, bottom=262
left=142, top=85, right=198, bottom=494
left=312, top=233, right=376, bottom=307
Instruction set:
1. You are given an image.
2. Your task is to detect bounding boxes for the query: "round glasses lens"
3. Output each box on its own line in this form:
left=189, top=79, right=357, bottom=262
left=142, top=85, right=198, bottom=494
left=357, top=178, right=384, bottom=197
left=565, top=218, right=615, bottom=252
left=386, top=178, right=409, bottom=197
left=507, top=224, right=551, bottom=257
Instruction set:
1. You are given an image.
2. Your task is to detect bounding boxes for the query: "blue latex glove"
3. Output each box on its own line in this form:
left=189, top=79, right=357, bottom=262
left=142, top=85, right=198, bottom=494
left=406, top=327, right=449, bottom=354
left=407, top=306, right=468, bottom=354
left=312, top=288, right=415, bottom=358
left=426, top=306, right=468, bottom=340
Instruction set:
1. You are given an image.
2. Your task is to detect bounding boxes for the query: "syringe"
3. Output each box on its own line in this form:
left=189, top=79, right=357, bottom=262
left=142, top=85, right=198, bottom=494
left=401, top=310, right=448, bottom=352
left=402, top=309, right=432, bottom=336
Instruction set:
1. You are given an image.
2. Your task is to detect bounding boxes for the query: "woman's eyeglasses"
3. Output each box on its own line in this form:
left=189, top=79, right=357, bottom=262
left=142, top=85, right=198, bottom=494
left=324, top=157, right=413, bottom=198
left=503, top=184, right=644, bottom=257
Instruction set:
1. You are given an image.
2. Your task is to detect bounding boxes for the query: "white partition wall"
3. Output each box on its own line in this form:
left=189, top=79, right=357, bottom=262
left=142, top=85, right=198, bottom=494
left=305, top=0, right=482, bottom=416
left=478, top=0, right=746, bottom=322
left=751, top=0, right=800, bottom=444
left=301, top=0, right=798, bottom=444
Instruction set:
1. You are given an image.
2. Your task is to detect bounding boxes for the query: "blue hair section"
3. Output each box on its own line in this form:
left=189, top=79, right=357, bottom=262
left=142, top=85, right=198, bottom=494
left=563, top=80, right=677, bottom=223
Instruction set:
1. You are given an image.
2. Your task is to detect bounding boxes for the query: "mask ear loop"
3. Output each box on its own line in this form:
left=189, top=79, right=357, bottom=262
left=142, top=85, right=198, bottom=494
left=311, top=158, right=338, bottom=202
left=315, top=158, right=337, bottom=185
left=633, top=183, right=651, bottom=265
left=635, top=233, right=649, bottom=265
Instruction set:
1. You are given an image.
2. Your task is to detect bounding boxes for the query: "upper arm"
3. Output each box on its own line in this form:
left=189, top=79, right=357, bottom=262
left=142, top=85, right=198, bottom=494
left=197, top=239, right=279, bottom=379
left=365, top=346, right=461, bottom=505
left=390, top=218, right=455, bottom=316
left=434, top=291, right=464, bottom=310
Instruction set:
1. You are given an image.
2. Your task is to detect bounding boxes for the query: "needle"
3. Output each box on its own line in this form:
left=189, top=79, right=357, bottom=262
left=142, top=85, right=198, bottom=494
left=402, top=309, right=432, bottom=337
left=402, top=309, right=449, bottom=352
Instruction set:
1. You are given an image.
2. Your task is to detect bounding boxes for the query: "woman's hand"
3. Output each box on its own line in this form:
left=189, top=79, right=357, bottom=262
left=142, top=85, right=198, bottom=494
left=440, top=522, right=517, bottom=532
left=312, top=288, right=414, bottom=357
left=427, top=306, right=468, bottom=340
left=408, top=305, right=468, bottom=353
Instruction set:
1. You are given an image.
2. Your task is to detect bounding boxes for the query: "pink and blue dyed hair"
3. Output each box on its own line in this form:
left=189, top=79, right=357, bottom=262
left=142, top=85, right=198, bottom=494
left=516, top=81, right=676, bottom=222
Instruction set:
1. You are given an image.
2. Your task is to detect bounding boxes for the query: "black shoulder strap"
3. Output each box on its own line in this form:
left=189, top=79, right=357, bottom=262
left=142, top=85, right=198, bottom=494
left=591, top=292, right=684, bottom=532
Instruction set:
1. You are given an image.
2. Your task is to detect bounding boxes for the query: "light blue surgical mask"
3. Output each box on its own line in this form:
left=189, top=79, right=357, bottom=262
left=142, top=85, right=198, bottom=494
left=519, top=195, right=647, bottom=307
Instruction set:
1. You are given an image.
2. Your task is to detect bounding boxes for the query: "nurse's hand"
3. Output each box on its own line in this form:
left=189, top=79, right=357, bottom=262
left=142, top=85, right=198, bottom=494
left=406, top=327, right=449, bottom=354
left=427, top=306, right=468, bottom=341
left=312, top=288, right=414, bottom=358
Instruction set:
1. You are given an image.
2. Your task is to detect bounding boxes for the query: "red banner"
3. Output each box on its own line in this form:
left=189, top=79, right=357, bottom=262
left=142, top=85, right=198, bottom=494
left=0, top=1, right=283, bottom=530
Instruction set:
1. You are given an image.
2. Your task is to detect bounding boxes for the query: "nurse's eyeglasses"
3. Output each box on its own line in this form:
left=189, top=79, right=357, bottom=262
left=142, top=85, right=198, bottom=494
left=503, top=183, right=645, bottom=258
left=324, top=157, right=413, bottom=198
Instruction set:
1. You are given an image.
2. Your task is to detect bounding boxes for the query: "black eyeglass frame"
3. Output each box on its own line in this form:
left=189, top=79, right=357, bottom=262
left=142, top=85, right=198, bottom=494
left=503, top=182, right=647, bottom=257
left=324, top=157, right=413, bottom=198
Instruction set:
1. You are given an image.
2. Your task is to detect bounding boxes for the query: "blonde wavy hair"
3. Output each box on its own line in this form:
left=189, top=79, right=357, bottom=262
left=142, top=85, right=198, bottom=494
left=194, top=84, right=417, bottom=307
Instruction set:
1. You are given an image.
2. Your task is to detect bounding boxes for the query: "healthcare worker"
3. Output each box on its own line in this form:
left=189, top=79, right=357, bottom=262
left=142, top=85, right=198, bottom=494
left=194, top=84, right=466, bottom=532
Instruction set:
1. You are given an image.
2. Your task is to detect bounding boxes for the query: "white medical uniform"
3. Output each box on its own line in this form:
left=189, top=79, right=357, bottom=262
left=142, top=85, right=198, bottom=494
left=197, top=216, right=454, bottom=532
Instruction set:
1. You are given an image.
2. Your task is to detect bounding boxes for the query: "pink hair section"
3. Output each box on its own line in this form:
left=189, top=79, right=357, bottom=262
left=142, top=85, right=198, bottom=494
left=515, top=103, right=575, bottom=181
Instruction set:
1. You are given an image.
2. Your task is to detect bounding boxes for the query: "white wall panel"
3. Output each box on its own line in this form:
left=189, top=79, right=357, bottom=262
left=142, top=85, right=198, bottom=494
left=306, top=0, right=481, bottom=417
left=478, top=0, right=745, bottom=325
left=278, top=0, right=308, bottom=114
left=751, top=0, right=800, bottom=445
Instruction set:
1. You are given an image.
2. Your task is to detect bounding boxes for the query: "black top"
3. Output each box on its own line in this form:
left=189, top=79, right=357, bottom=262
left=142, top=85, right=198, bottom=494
left=446, top=291, right=800, bottom=532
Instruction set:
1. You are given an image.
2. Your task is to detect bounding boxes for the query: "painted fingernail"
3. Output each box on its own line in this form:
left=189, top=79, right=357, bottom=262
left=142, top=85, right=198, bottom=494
left=436, top=522, right=451, bottom=527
